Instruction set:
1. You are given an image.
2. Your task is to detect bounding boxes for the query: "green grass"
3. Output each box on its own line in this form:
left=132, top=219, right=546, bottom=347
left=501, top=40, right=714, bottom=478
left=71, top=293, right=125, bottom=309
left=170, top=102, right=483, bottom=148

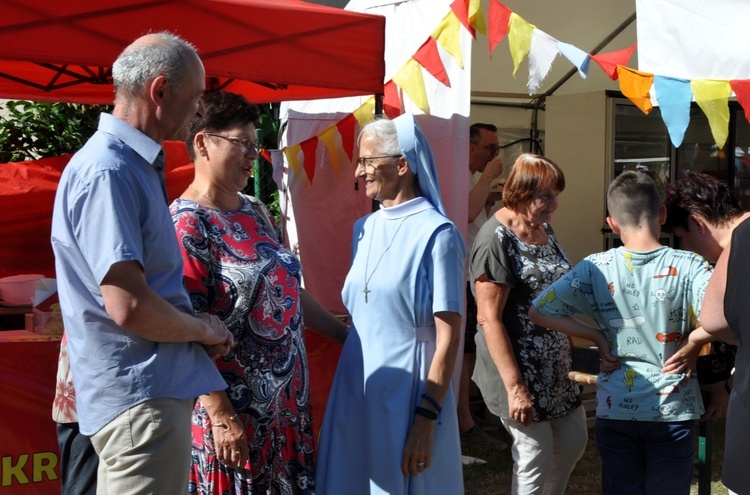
left=462, top=419, right=728, bottom=494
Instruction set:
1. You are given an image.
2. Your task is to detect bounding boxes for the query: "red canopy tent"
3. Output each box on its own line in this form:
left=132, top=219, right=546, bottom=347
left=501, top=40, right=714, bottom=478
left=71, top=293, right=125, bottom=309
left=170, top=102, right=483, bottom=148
left=0, top=0, right=385, bottom=104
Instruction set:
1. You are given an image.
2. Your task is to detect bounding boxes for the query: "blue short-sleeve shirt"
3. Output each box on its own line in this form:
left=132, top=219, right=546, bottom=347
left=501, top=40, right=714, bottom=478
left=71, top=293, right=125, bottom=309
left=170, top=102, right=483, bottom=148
left=51, top=114, right=225, bottom=435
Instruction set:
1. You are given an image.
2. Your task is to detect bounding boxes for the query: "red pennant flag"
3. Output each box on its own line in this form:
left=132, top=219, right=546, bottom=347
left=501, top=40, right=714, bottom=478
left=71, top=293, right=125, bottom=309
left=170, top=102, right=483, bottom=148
left=590, top=43, right=637, bottom=80
left=413, top=38, right=451, bottom=87
left=450, top=0, right=475, bottom=39
left=336, top=113, right=356, bottom=161
left=300, top=137, right=318, bottom=184
left=487, top=0, right=512, bottom=55
left=731, top=80, right=750, bottom=125
left=383, top=80, right=402, bottom=120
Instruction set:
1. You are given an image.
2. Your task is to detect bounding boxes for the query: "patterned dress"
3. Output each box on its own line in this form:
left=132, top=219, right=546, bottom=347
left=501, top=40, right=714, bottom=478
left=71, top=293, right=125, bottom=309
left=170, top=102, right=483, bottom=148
left=171, top=195, right=315, bottom=495
left=470, top=216, right=580, bottom=422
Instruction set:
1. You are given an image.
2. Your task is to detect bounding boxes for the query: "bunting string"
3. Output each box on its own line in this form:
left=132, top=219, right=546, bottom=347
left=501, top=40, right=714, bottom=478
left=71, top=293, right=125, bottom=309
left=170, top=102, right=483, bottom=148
left=282, top=0, right=750, bottom=183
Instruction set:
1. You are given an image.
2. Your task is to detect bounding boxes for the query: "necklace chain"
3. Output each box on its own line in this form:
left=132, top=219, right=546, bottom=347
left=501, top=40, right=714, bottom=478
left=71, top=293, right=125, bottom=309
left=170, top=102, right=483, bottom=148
left=363, top=216, right=407, bottom=303
left=191, top=187, right=222, bottom=210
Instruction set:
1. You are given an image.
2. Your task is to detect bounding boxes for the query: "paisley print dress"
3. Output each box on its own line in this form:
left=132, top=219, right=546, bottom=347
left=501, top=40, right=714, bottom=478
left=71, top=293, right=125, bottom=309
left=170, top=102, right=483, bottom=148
left=171, top=195, right=314, bottom=495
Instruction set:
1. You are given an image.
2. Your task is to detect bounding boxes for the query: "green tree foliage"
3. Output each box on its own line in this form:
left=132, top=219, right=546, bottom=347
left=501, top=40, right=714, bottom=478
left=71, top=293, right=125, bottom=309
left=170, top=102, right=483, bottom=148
left=0, top=100, right=106, bottom=163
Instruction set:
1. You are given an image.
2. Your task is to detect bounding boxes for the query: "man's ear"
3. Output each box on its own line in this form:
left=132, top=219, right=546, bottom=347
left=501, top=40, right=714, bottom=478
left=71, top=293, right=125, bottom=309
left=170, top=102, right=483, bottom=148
left=149, top=75, right=169, bottom=105
left=606, top=215, right=620, bottom=235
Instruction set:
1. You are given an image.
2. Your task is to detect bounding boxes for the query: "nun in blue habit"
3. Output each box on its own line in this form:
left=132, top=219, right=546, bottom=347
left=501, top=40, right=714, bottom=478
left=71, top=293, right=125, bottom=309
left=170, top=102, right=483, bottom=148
left=315, top=114, right=466, bottom=495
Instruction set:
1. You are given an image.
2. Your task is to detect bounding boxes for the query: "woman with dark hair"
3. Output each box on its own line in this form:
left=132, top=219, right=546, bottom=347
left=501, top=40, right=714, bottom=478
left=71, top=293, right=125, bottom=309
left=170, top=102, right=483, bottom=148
left=170, top=90, right=347, bottom=495
left=470, top=153, right=587, bottom=494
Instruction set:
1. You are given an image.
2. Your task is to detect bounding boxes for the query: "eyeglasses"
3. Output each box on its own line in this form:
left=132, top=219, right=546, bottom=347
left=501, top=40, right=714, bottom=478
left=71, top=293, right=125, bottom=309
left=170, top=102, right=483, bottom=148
left=484, top=144, right=501, bottom=153
left=204, top=132, right=263, bottom=155
left=356, top=154, right=402, bottom=168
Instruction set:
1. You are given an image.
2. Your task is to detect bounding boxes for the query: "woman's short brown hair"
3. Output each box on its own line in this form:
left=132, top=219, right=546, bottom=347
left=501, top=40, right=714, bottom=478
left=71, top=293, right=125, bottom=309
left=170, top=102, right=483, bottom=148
left=502, top=153, right=565, bottom=211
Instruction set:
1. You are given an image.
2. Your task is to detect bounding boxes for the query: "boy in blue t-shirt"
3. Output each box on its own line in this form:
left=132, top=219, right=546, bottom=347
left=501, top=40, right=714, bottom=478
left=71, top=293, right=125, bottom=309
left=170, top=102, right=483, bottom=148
left=529, top=171, right=712, bottom=495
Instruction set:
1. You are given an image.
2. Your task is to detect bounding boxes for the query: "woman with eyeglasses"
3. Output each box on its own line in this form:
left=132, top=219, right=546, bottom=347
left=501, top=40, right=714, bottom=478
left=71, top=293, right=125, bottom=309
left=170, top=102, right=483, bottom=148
left=470, top=153, right=587, bottom=494
left=170, top=90, right=347, bottom=495
left=315, top=114, right=466, bottom=494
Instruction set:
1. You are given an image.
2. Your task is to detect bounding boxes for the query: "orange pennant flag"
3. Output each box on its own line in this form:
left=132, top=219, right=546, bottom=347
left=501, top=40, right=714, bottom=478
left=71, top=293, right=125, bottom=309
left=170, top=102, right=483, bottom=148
left=487, top=0, right=512, bottom=56
left=617, top=66, right=654, bottom=114
left=300, top=137, right=318, bottom=184
left=590, top=44, right=637, bottom=80
left=731, top=80, right=750, bottom=125
left=413, top=37, right=451, bottom=87
left=383, top=80, right=402, bottom=120
left=336, top=114, right=356, bottom=161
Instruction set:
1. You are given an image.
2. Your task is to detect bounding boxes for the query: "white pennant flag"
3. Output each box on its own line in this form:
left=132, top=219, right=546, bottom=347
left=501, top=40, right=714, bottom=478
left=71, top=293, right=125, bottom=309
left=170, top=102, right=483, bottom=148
left=528, top=29, right=559, bottom=95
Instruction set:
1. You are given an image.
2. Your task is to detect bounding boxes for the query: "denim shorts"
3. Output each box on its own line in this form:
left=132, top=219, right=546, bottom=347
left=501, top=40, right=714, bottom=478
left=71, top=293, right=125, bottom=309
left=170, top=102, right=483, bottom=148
left=595, top=417, right=696, bottom=495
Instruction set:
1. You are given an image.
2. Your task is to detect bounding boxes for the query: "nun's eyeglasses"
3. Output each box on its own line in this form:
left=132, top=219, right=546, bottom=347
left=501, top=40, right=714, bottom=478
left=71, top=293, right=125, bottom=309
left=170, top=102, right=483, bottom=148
left=356, top=155, right=402, bottom=168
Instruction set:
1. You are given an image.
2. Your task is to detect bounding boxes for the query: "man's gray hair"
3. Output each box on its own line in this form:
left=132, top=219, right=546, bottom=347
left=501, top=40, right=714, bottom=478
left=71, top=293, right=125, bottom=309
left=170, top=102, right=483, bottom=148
left=112, top=32, right=197, bottom=101
left=358, top=118, right=400, bottom=155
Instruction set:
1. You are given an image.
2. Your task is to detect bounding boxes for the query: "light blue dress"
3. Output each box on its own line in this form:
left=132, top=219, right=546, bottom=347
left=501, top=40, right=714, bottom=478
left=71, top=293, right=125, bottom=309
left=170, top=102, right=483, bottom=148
left=315, top=197, right=465, bottom=495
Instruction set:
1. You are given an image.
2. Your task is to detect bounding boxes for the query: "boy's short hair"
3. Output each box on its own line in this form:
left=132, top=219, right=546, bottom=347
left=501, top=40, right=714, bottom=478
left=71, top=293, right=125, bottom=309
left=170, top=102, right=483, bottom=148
left=662, top=172, right=742, bottom=232
left=607, top=171, right=661, bottom=227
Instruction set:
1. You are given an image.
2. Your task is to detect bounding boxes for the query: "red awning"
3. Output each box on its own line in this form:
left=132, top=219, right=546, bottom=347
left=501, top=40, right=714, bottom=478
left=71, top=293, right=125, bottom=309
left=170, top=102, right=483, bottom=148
left=0, top=0, right=385, bottom=104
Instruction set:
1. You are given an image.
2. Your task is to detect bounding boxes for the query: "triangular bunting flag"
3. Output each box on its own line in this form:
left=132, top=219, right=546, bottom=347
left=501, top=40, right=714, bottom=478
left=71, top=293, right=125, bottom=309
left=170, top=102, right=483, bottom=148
left=318, top=125, right=341, bottom=173
left=353, top=97, right=376, bottom=131
left=432, top=11, right=464, bottom=69
left=617, top=66, right=654, bottom=115
left=469, top=0, right=487, bottom=36
left=508, top=13, right=536, bottom=77
left=487, top=0, right=512, bottom=56
left=557, top=41, right=590, bottom=78
left=590, top=44, right=637, bottom=81
left=383, top=81, right=402, bottom=120
left=284, top=144, right=302, bottom=180
left=654, top=75, right=692, bottom=148
left=300, top=137, right=318, bottom=184
left=731, top=80, right=750, bottom=125
left=528, top=29, right=558, bottom=95
left=336, top=114, right=356, bottom=161
left=691, top=80, right=732, bottom=150
left=450, top=0, right=475, bottom=39
left=392, top=58, right=430, bottom=115
left=413, top=37, right=451, bottom=87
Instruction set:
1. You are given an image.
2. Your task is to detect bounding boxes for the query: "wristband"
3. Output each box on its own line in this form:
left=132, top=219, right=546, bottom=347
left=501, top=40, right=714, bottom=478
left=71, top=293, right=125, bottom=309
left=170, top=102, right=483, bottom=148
left=415, top=406, right=438, bottom=420
left=420, top=393, right=442, bottom=413
left=725, top=379, right=733, bottom=395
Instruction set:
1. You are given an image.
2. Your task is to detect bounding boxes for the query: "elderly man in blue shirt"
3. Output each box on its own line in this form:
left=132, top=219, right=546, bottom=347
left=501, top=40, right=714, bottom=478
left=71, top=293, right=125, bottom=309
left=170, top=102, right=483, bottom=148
left=51, top=32, right=233, bottom=494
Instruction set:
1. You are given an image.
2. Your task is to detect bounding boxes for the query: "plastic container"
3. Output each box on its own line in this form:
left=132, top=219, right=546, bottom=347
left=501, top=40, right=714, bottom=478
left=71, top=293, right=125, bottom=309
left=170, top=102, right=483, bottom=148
left=0, top=274, right=44, bottom=306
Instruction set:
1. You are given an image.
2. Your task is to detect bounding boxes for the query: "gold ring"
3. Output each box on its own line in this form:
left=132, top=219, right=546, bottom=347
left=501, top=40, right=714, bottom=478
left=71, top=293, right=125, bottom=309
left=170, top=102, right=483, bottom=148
left=234, top=450, right=241, bottom=455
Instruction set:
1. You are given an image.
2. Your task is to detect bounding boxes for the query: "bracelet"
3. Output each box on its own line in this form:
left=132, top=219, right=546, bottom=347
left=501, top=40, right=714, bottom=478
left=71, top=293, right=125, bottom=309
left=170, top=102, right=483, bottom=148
left=725, top=379, right=733, bottom=395
left=420, top=393, right=442, bottom=413
left=212, top=414, right=239, bottom=430
left=415, top=406, right=438, bottom=421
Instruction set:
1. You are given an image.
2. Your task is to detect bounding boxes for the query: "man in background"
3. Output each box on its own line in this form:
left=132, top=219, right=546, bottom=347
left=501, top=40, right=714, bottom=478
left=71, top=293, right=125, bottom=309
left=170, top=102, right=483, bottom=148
left=51, top=32, right=233, bottom=493
left=458, top=123, right=506, bottom=449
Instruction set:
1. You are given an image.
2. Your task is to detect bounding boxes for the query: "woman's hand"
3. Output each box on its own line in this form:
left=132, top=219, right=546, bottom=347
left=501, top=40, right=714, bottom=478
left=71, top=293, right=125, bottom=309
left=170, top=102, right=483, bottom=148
left=401, top=415, right=435, bottom=476
left=700, top=380, right=730, bottom=421
left=211, top=413, right=248, bottom=469
left=661, top=339, right=700, bottom=377
left=507, top=383, right=534, bottom=426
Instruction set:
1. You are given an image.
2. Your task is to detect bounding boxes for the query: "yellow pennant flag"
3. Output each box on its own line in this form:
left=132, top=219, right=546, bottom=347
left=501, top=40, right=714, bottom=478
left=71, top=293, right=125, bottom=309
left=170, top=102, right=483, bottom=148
left=284, top=144, right=302, bottom=180
left=432, top=10, right=463, bottom=69
left=690, top=79, right=732, bottom=149
left=318, top=125, right=341, bottom=173
left=469, top=0, right=486, bottom=36
left=392, top=58, right=430, bottom=115
left=508, top=13, right=535, bottom=77
left=352, top=97, right=376, bottom=130
left=617, top=66, right=654, bottom=115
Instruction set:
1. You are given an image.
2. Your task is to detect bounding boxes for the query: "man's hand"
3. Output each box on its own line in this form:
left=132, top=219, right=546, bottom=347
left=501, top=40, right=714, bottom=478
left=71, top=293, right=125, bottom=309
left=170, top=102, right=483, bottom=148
left=196, top=313, right=234, bottom=357
left=483, top=157, right=504, bottom=182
